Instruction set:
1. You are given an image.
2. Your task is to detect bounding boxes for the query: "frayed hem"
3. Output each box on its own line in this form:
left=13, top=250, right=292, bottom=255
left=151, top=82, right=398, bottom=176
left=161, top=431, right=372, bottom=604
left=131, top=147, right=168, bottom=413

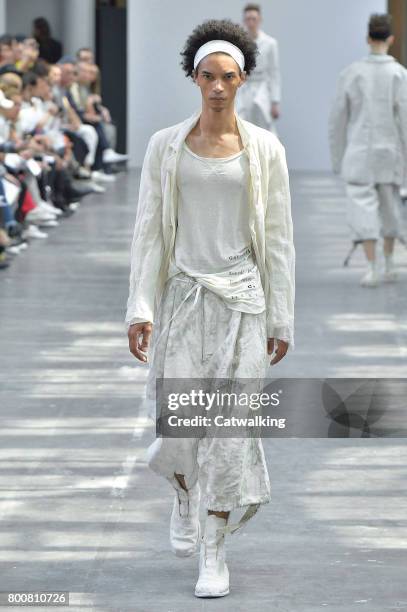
left=202, top=494, right=271, bottom=512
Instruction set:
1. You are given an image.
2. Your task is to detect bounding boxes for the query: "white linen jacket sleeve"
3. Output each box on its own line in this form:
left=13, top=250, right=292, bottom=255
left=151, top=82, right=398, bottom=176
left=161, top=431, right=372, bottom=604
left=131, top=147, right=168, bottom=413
left=125, top=134, right=164, bottom=329
left=328, top=70, right=349, bottom=174
left=264, top=141, right=295, bottom=349
left=267, top=39, right=281, bottom=104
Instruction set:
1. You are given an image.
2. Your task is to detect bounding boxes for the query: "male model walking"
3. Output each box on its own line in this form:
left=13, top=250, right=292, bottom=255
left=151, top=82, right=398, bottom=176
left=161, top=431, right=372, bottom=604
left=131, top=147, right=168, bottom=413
left=235, top=3, right=281, bottom=134
left=329, top=13, right=407, bottom=287
left=126, top=18, right=295, bottom=598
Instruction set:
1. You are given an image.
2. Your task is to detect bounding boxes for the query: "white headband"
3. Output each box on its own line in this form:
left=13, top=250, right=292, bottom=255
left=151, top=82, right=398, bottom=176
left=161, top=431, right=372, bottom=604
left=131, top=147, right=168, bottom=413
left=193, top=39, right=245, bottom=72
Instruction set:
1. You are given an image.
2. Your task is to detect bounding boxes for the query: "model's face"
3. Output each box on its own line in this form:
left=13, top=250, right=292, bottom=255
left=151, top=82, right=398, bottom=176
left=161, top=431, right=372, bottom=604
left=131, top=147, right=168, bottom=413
left=88, top=64, right=98, bottom=83
left=3, top=94, right=21, bottom=121
left=193, top=53, right=246, bottom=112
left=79, top=50, right=94, bottom=64
left=12, top=41, right=24, bottom=62
left=0, top=45, right=14, bottom=64
left=243, top=10, right=261, bottom=36
left=33, top=76, right=50, bottom=99
left=77, top=62, right=92, bottom=84
left=48, top=65, right=61, bottom=86
left=61, top=64, right=76, bottom=87
left=23, top=38, right=39, bottom=61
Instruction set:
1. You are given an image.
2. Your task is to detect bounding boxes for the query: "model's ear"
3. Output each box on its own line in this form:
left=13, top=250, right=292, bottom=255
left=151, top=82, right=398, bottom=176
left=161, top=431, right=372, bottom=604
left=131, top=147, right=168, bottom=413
left=192, top=68, right=198, bottom=83
left=238, top=70, right=247, bottom=87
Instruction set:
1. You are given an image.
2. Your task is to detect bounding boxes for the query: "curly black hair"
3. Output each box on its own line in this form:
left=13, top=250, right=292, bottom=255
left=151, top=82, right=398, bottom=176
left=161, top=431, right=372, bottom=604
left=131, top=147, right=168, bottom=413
left=180, top=18, right=258, bottom=78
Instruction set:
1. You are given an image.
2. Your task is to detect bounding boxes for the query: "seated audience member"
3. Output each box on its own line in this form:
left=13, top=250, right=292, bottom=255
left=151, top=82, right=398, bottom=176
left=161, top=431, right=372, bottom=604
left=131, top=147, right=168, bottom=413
left=0, top=35, right=15, bottom=68
left=0, top=37, right=127, bottom=271
left=11, top=34, right=26, bottom=65
left=15, top=37, right=47, bottom=74
left=71, top=62, right=119, bottom=153
left=57, top=56, right=126, bottom=177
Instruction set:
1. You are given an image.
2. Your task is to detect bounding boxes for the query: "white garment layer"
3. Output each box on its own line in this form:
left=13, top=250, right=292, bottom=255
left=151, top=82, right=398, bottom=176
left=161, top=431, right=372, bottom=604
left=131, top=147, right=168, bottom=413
left=329, top=53, right=407, bottom=185
left=77, top=124, right=98, bottom=167
left=125, top=108, right=295, bottom=346
left=167, top=141, right=265, bottom=314
left=345, top=183, right=404, bottom=241
left=235, top=29, right=281, bottom=134
left=236, top=80, right=277, bottom=134
left=142, top=270, right=271, bottom=534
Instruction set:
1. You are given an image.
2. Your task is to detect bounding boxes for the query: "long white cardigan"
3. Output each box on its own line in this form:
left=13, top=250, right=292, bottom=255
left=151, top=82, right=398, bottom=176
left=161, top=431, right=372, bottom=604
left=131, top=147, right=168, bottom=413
left=125, top=108, right=296, bottom=348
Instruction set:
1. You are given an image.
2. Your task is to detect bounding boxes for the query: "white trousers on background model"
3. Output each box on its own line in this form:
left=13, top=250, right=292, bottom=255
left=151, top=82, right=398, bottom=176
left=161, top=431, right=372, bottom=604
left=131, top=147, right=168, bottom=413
left=345, top=182, right=403, bottom=241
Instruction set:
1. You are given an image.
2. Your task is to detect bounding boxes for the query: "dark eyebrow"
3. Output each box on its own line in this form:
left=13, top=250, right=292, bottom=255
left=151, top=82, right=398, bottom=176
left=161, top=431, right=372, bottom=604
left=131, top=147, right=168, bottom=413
left=201, top=70, right=237, bottom=76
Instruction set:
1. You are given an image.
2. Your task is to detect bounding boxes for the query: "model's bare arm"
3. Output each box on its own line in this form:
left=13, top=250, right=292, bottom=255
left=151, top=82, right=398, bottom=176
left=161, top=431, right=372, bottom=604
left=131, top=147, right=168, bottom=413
left=128, top=322, right=153, bottom=363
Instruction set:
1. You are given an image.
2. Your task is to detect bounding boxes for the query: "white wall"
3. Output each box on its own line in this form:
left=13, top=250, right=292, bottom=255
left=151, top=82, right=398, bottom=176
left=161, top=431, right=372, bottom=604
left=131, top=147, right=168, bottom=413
left=5, top=0, right=63, bottom=40
left=5, top=0, right=95, bottom=57
left=0, top=0, right=6, bottom=34
left=127, top=0, right=386, bottom=170
left=62, top=0, right=95, bottom=57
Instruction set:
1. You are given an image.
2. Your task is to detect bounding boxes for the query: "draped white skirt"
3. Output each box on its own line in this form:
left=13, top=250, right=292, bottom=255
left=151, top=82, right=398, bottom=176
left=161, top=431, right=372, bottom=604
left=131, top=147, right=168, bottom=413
left=142, top=271, right=272, bottom=535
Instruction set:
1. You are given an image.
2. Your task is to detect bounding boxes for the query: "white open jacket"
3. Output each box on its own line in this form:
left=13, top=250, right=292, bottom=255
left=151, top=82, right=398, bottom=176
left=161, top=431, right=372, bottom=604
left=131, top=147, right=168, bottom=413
left=125, top=108, right=296, bottom=348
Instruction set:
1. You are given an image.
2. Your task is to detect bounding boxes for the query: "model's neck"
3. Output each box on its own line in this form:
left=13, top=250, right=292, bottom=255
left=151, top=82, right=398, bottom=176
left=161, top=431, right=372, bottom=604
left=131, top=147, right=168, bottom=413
left=198, top=105, right=238, bottom=135
left=248, top=28, right=260, bottom=40
left=369, top=43, right=389, bottom=55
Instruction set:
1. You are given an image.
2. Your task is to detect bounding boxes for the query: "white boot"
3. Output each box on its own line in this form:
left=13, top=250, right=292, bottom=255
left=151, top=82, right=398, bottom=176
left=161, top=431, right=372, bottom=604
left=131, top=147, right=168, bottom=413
left=195, top=514, right=230, bottom=598
left=170, top=479, right=201, bottom=557
left=360, top=261, right=379, bottom=287
left=383, top=254, right=398, bottom=282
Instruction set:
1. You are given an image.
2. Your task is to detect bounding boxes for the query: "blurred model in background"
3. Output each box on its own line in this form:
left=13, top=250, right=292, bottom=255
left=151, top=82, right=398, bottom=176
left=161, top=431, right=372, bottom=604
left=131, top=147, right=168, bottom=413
left=329, top=13, right=407, bottom=287
left=236, top=3, right=281, bottom=135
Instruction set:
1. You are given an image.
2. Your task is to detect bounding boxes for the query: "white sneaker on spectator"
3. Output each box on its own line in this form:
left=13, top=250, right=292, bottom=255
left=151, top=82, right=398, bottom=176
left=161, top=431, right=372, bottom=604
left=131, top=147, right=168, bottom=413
left=92, top=170, right=116, bottom=183
left=87, top=181, right=106, bottom=193
left=38, top=203, right=58, bottom=218
left=103, top=148, right=128, bottom=164
left=25, top=208, right=56, bottom=224
left=6, top=243, right=26, bottom=255
left=39, top=200, right=63, bottom=216
left=21, top=225, right=48, bottom=239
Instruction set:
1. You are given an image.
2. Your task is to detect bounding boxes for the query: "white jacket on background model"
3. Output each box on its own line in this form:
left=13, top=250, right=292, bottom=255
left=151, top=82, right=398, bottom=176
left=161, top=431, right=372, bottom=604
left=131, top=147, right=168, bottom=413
left=329, top=53, right=407, bottom=185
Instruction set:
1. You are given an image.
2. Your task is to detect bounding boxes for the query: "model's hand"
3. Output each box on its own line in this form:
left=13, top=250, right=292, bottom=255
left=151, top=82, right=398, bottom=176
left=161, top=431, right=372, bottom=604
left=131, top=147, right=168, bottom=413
left=128, top=322, right=152, bottom=363
left=267, top=338, right=288, bottom=365
left=271, top=102, right=280, bottom=120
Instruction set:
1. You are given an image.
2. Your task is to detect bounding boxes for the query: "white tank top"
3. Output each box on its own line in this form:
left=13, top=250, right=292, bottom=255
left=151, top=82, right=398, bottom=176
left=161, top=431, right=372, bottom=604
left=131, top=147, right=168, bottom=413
left=167, top=141, right=266, bottom=314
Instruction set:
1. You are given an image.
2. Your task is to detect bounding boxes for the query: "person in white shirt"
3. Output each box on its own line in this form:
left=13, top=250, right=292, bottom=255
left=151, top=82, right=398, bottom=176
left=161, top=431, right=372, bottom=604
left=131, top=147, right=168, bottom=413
left=236, top=3, right=281, bottom=134
left=329, top=13, right=407, bottom=287
left=126, top=18, right=295, bottom=598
